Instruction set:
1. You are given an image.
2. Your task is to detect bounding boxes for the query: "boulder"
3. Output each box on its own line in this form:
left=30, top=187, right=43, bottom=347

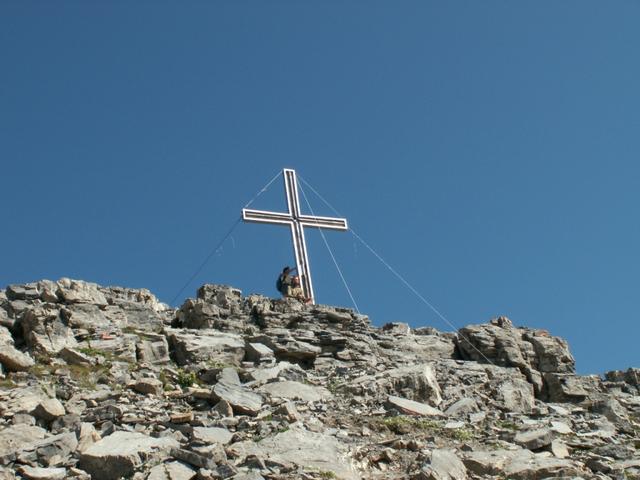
left=147, top=461, right=196, bottom=480
left=229, top=426, right=357, bottom=480
left=211, top=381, right=263, bottom=416
left=463, top=449, right=584, bottom=479
left=0, top=386, right=50, bottom=417
left=0, top=326, right=34, bottom=371
left=78, top=431, right=179, bottom=480
left=32, top=398, right=66, bottom=422
left=384, top=364, right=442, bottom=405
left=135, top=334, right=170, bottom=364
left=21, top=306, right=77, bottom=355
left=16, top=466, right=66, bottom=480
left=0, top=425, right=47, bottom=460
left=245, top=342, right=275, bottom=364
left=514, top=428, right=554, bottom=450
left=133, top=378, right=164, bottom=396
left=544, top=373, right=601, bottom=402
left=457, top=317, right=575, bottom=397
left=59, top=347, right=94, bottom=366
left=249, top=331, right=321, bottom=364
left=166, top=328, right=245, bottom=366
left=191, top=427, right=233, bottom=445
left=420, top=449, right=467, bottom=480
left=258, top=380, right=331, bottom=403
left=386, top=396, right=443, bottom=416
left=56, top=279, right=108, bottom=306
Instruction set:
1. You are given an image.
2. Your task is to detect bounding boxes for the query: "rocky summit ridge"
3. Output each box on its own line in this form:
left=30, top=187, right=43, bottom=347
left=0, top=279, right=638, bottom=480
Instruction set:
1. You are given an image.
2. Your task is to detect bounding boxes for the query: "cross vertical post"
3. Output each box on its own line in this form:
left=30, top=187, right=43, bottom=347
left=242, top=168, right=348, bottom=304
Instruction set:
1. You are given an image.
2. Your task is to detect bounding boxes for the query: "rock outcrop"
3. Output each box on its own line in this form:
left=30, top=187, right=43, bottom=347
left=0, top=279, right=638, bottom=480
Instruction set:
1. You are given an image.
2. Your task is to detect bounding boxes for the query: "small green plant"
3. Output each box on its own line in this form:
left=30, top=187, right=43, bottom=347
left=496, top=420, right=518, bottom=431
left=377, top=416, right=440, bottom=434
left=177, top=369, right=197, bottom=388
left=0, top=378, right=16, bottom=389
left=445, top=427, right=475, bottom=441
left=317, top=471, right=337, bottom=479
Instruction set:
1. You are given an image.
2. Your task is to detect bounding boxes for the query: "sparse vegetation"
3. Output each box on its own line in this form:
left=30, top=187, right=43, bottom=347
left=316, top=471, right=337, bottom=479
left=177, top=369, right=197, bottom=388
left=0, top=377, right=16, bottom=389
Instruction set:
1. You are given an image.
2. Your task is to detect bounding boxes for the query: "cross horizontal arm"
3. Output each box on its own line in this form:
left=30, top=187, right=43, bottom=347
left=242, top=209, right=293, bottom=226
left=299, top=215, right=348, bottom=230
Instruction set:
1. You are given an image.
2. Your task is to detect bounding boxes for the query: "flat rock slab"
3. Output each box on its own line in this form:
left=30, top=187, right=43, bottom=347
left=463, top=449, right=584, bottom=479
left=211, top=381, right=263, bottom=416
left=0, top=424, right=47, bottom=458
left=32, top=398, right=66, bottom=422
left=133, top=378, right=164, bottom=396
left=147, top=461, right=196, bottom=480
left=422, top=449, right=467, bottom=480
left=191, top=427, right=233, bottom=445
left=0, top=344, right=34, bottom=372
left=0, top=386, right=50, bottom=418
left=17, top=466, right=66, bottom=480
left=230, top=426, right=357, bottom=480
left=258, top=380, right=332, bottom=403
left=514, top=428, right=554, bottom=450
left=166, top=329, right=245, bottom=366
left=78, top=431, right=179, bottom=480
left=386, top=395, right=443, bottom=416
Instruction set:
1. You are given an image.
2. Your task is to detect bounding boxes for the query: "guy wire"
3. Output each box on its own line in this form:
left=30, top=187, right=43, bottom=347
left=298, top=174, right=496, bottom=367
left=170, top=170, right=282, bottom=306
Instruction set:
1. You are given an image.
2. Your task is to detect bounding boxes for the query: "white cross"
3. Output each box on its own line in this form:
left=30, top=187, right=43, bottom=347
left=242, top=168, right=348, bottom=304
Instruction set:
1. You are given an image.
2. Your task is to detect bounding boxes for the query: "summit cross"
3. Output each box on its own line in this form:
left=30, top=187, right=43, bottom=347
left=242, top=168, right=348, bottom=304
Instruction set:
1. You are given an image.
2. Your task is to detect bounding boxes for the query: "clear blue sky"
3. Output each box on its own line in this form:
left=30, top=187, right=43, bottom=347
left=2, top=1, right=639, bottom=375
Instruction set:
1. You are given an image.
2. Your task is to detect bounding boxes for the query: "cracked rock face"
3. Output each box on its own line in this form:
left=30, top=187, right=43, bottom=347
left=0, top=280, right=638, bottom=480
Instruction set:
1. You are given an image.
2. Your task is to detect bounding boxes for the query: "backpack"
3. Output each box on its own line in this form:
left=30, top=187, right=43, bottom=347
left=276, top=274, right=285, bottom=294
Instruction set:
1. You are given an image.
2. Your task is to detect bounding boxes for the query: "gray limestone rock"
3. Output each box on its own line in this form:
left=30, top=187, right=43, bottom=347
left=495, top=376, right=535, bottom=414
left=503, top=449, right=584, bottom=479
left=249, top=331, right=321, bottom=364
left=463, top=449, right=584, bottom=479
left=16, top=466, right=66, bottom=480
left=245, top=361, right=305, bottom=384
left=211, top=381, right=263, bottom=416
left=0, top=386, right=50, bottom=417
left=56, top=278, right=108, bottom=306
left=544, top=373, right=601, bottom=402
left=0, top=424, right=47, bottom=460
left=420, top=449, right=467, bottom=480
left=136, top=334, right=170, bottom=364
left=457, top=317, right=575, bottom=398
left=191, top=427, right=233, bottom=445
left=258, top=380, right=331, bottom=403
left=444, top=398, right=478, bottom=417
left=134, top=377, right=164, bottom=396
left=229, top=426, right=358, bottom=480
left=514, top=428, right=554, bottom=450
left=166, top=328, right=245, bottom=366
left=386, top=396, right=443, bottom=416
left=147, top=461, right=196, bottom=480
left=32, top=398, right=66, bottom=422
left=245, top=342, right=274, bottom=364
left=0, top=324, right=35, bottom=372
left=78, top=431, right=179, bottom=480
left=21, top=306, right=77, bottom=355
left=76, top=423, right=101, bottom=453
left=59, top=347, right=94, bottom=366
left=0, top=340, right=35, bottom=372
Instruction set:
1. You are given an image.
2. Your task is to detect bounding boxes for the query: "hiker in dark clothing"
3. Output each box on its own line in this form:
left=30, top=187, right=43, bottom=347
left=277, top=266, right=296, bottom=297
left=276, top=266, right=311, bottom=303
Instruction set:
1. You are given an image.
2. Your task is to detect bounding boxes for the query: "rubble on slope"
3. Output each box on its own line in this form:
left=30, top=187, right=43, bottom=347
left=0, top=279, right=637, bottom=480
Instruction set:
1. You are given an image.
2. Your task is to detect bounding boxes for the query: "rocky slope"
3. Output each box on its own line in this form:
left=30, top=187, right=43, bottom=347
left=0, top=279, right=638, bottom=480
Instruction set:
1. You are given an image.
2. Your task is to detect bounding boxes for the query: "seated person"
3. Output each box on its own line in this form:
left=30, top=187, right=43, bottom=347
left=288, top=275, right=311, bottom=304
